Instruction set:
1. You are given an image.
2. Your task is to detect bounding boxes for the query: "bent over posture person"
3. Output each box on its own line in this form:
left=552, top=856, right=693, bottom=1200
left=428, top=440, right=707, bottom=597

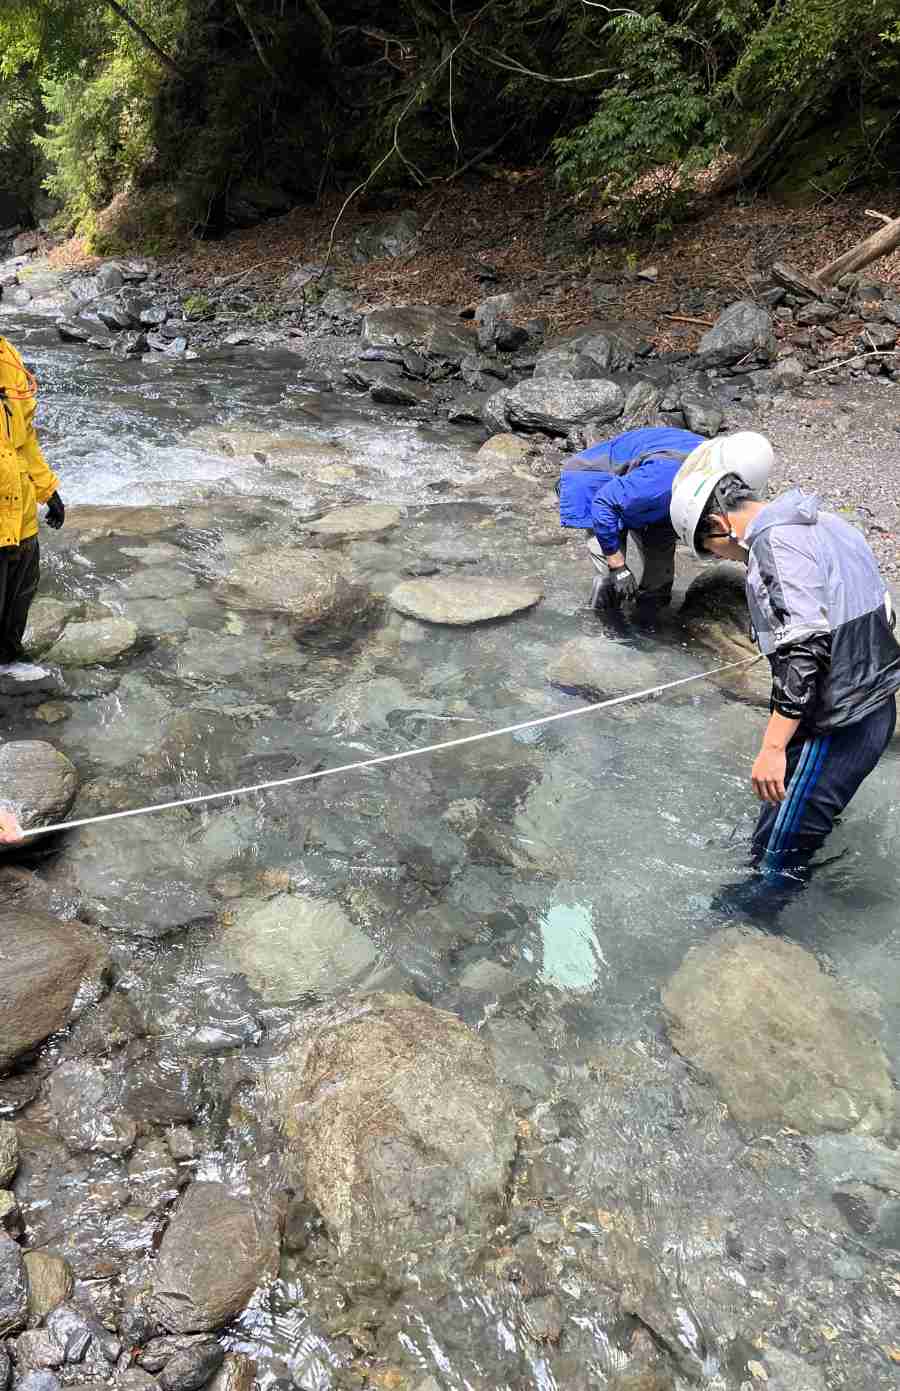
left=670, top=449, right=900, bottom=884
left=558, top=427, right=772, bottom=611
left=0, top=335, right=64, bottom=665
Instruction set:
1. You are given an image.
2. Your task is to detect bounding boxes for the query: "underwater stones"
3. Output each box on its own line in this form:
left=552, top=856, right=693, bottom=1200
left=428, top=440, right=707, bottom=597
left=663, top=928, right=893, bottom=1136
left=0, top=740, right=78, bottom=829
left=0, top=664, right=66, bottom=715
left=260, top=992, right=516, bottom=1251
left=220, top=547, right=376, bottom=632
left=84, top=876, right=218, bottom=940
left=389, top=575, right=543, bottom=625
left=306, top=503, right=401, bottom=539
left=220, top=894, right=379, bottom=1001
left=0, top=911, right=109, bottom=1072
left=46, top=1060, right=136, bottom=1157
left=152, top=1181, right=280, bottom=1333
left=44, top=617, right=138, bottom=667
left=549, top=637, right=661, bottom=700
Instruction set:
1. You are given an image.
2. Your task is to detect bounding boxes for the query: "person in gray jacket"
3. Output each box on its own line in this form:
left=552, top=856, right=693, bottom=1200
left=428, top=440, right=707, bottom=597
left=670, top=464, right=900, bottom=883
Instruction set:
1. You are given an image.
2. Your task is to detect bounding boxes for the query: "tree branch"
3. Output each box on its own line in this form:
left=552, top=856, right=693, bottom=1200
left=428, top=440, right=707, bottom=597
left=100, top=0, right=184, bottom=77
left=234, top=0, right=281, bottom=85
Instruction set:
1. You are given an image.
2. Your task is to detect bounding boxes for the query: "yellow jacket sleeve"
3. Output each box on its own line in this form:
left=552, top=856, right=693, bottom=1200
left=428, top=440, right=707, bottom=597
left=20, top=410, right=60, bottom=504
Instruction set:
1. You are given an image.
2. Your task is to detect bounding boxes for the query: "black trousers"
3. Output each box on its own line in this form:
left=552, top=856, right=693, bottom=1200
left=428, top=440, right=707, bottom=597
left=0, top=536, right=40, bottom=664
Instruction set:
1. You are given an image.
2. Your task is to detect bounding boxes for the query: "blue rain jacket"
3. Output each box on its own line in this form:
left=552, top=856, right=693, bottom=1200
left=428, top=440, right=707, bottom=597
left=558, top=427, right=702, bottom=555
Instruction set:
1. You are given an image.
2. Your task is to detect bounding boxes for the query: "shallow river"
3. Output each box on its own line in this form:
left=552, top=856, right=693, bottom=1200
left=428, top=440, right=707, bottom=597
left=3, top=309, right=899, bottom=1391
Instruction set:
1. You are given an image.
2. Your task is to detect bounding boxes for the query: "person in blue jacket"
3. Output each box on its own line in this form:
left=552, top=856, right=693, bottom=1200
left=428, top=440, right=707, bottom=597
left=557, top=426, right=704, bottom=610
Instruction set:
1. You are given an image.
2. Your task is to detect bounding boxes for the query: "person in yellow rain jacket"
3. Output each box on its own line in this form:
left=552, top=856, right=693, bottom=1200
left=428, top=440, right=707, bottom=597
left=0, top=335, right=64, bottom=665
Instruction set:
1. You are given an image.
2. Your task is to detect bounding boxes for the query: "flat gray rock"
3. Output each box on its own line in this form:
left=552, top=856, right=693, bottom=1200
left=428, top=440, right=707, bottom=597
left=663, top=928, right=893, bottom=1136
left=220, top=547, right=376, bottom=632
left=549, top=637, right=662, bottom=699
left=306, top=504, right=401, bottom=538
left=390, top=576, right=543, bottom=625
left=220, top=893, right=379, bottom=1001
left=44, top=617, right=138, bottom=667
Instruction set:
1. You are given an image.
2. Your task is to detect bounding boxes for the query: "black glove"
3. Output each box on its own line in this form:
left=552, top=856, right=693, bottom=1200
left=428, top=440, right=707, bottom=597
left=593, top=564, right=638, bottom=609
left=45, top=492, right=65, bottom=530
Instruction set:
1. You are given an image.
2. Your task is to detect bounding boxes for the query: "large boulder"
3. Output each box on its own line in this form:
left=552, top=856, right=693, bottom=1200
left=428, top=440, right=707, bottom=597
left=484, top=378, right=624, bottom=436
left=219, top=547, right=377, bottom=632
left=0, top=911, right=109, bottom=1072
left=361, top=307, right=473, bottom=363
left=549, top=637, right=662, bottom=699
left=260, top=993, right=517, bottom=1251
left=697, top=301, right=775, bottom=367
left=663, top=928, right=893, bottom=1136
left=220, top=894, right=379, bottom=1002
left=44, top=617, right=138, bottom=667
left=390, top=576, right=543, bottom=625
left=678, top=566, right=770, bottom=706
left=152, top=1182, right=280, bottom=1333
left=0, top=741, right=78, bottom=831
left=24, top=599, right=79, bottom=656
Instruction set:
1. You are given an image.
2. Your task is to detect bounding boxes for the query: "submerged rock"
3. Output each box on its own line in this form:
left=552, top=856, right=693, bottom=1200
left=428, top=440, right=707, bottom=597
left=260, top=992, right=516, bottom=1252
left=0, top=910, right=110, bottom=1072
left=306, top=503, right=402, bottom=539
left=44, top=617, right=138, bottom=667
left=549, top=637, right=662, bottom=699
left=663, top=928, right=893, bottom=1136
left=0, top=740, right=78, bottom=829
left=220, top=547, right=377, bottom=632
left=390, top=575, right=543, bottom=625
left=46, top=1060, right=137, bottom=1157
left=220, top=893, right=379, bottom=1001
left=152, top=1181, right=280, bottom=1333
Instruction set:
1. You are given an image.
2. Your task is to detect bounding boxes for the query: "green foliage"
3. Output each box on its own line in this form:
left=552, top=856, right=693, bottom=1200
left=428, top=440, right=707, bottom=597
left=554, top=14, right=720, bottom=235
left=36, top=55, right=158, bottom=227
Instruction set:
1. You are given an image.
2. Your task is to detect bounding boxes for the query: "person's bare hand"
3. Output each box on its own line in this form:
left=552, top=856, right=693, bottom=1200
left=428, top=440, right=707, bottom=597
left=751, top=745, right=787, bottom=803
left=0, top=809, right=25, bottom=844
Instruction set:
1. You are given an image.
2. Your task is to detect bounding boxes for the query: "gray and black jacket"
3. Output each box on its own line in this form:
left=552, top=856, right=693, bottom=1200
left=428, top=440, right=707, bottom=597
left=744, top=490, right=900, bottom=731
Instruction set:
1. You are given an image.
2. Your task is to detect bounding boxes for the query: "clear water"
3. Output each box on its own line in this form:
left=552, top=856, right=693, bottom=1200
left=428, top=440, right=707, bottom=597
left=4, top=309, right=899, bottom=1389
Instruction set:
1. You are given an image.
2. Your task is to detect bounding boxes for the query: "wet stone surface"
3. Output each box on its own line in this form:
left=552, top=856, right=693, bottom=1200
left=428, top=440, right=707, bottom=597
left=0, top=302, right=896, bottom=1391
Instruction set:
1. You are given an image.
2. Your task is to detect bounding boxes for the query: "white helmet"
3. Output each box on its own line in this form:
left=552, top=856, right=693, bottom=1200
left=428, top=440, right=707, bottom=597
left=670, top=432, right=773, bottom=556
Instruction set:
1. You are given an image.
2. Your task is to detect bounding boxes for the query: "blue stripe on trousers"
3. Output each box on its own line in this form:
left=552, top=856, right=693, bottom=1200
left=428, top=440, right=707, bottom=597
left=762, top=734, right=831, bottom=874
left=764, top=737, right=819, bottom=858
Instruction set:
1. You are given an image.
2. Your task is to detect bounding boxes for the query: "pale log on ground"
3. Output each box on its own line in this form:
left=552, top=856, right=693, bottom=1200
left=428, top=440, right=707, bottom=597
left=816, top=213, right=900, bottom=285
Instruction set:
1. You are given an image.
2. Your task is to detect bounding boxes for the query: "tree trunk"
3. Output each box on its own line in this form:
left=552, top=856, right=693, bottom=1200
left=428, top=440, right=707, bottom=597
left=101, top=0, right=184, bottom=77
left=816, top=215, right=900, bottom=285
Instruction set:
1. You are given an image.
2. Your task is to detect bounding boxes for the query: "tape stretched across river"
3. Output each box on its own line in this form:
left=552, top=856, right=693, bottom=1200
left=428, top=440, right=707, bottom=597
left=21, top=655, right=762, bottom=839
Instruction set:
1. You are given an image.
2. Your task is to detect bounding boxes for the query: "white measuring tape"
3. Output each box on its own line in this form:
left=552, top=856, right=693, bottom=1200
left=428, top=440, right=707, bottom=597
left=22, top=655, right=760, bottom=838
